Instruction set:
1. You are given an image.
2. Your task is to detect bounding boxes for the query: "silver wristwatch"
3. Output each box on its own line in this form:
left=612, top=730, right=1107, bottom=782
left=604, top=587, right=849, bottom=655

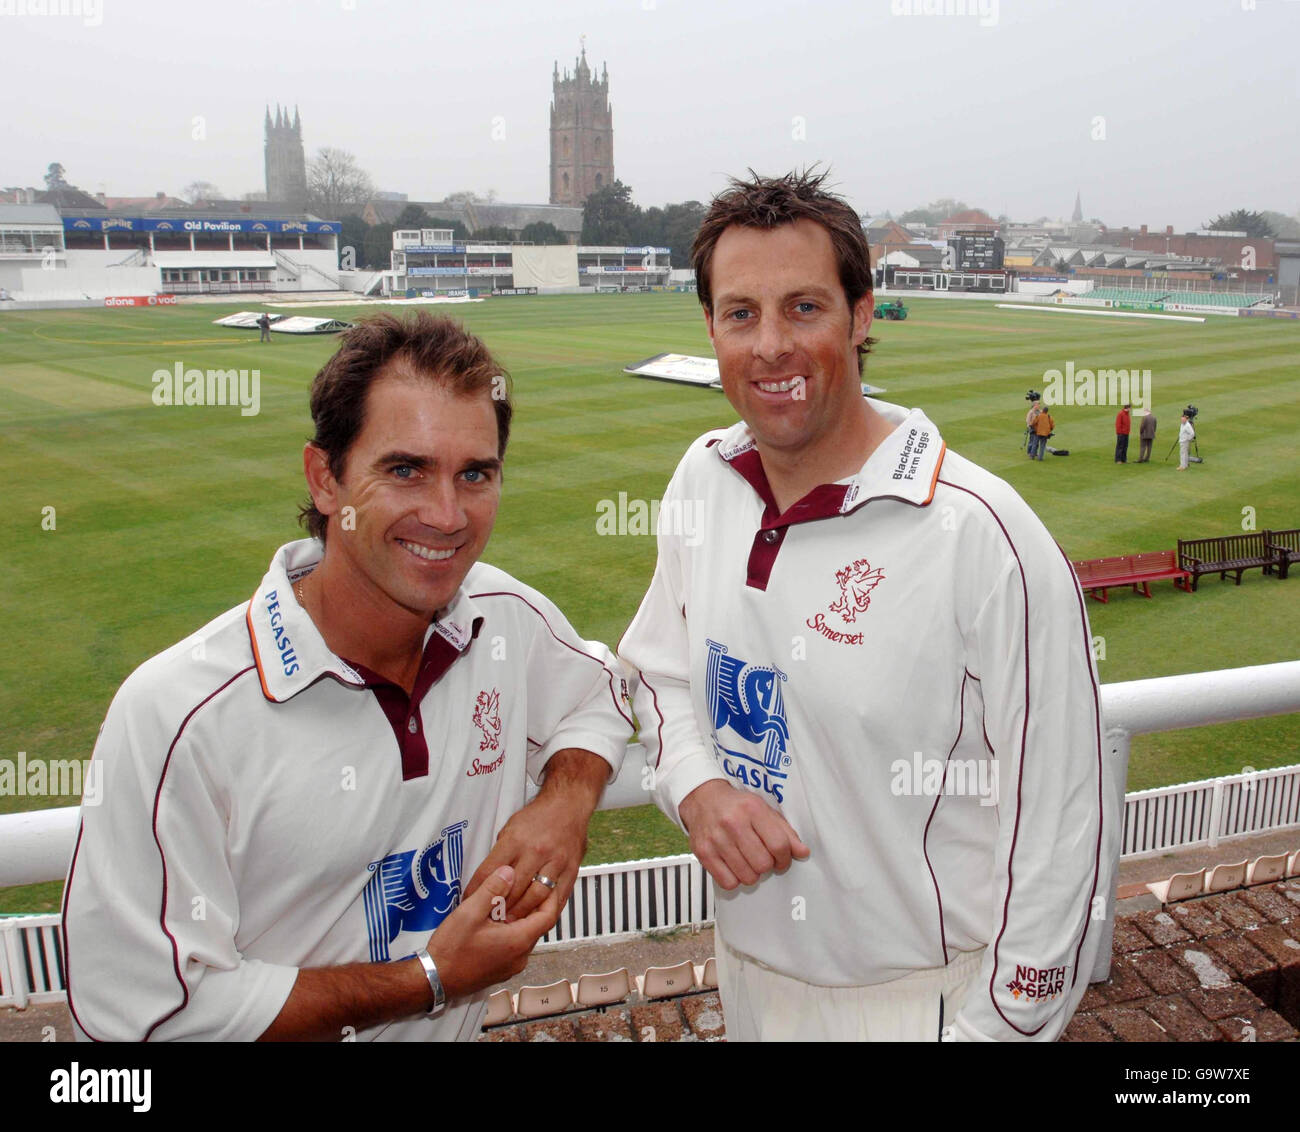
left=413, top=947, right=446, bottom=1015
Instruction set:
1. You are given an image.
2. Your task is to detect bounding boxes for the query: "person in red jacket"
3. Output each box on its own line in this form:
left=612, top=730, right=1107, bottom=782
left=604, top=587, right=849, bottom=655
left=1114, top=404, right=1131, bottom=463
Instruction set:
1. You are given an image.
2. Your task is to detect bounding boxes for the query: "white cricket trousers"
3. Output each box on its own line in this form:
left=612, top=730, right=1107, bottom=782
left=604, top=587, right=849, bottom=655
left=1178, top=440, right=1190, bottom=469
left=715, top=934, right=984, bottom=1042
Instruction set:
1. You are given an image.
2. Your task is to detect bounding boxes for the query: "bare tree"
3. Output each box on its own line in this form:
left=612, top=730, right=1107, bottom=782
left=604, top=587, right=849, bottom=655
left=182, top=180, right=222, bottom=203
left=443, top=189, right=496, bottom=205
left=305, top=148, right=376, bottom=214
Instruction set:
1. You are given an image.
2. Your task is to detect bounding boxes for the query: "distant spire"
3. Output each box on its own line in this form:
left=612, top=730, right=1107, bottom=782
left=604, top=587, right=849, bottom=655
left=265, top=105, right=272, bottom=130
left=1072, top=191, right=1083, bottom=223
left=293, top=105, right=301, bottom=133
left=275, top=104, right=283, bottom=128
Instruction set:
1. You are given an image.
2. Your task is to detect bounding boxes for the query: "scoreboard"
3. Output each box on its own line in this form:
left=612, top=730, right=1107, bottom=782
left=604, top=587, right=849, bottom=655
left=948, top=230, right=1004, bottom=270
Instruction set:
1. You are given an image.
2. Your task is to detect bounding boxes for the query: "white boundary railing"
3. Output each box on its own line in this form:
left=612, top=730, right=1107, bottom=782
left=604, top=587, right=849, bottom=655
left=1121, top=765, right=1300, bottom=859
left=542, top=853, right=713, bottom=947
left=0, top=915, right=65, bottom=1010
left=2, top=661, right=1297, bottom=1006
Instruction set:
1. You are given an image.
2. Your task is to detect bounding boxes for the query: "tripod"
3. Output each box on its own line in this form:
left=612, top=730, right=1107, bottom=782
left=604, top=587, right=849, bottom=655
left=1164, top=436, right=1202, bottom=464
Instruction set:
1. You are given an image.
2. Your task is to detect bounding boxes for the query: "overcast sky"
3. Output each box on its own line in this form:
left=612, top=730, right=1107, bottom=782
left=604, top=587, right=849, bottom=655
left=4, top=0, right=1297, bottom=230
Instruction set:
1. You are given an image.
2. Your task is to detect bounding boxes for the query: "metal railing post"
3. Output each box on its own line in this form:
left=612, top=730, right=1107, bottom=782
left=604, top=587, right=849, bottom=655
left=2, top=927, right=28, bottom=1011
left=1093, top=726, right=1131, bottom=981
left=1208, top=778, right=1225, bottom=850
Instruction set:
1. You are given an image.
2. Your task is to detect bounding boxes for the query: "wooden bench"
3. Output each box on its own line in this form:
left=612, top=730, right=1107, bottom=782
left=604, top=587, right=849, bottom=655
left=1266, top=528, right=1300, bottom=580
left=1072, top=550, right=1191, bottom=603
left=1177, top=533, right=1275, bottom=591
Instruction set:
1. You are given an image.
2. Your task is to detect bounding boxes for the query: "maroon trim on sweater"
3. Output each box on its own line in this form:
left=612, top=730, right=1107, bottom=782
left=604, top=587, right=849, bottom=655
left=143, top=665, right=260, bottom=1040
left=61, top=820, right=97, bottom=1041
left=641, top=672, right=668, bottom=770
left=936, top=479, right=1104, bottom=1038
left=935, top=477, right=1037, bottom=1036
left=469, top=590, right=635, bottom=731
left=922, top=670, right=971, bottom=966
left=61, top=664, right=259, bottom=1042
left=964, top=670, right=997, bottom=756
left=1054, top=539, right=1106, bottom=996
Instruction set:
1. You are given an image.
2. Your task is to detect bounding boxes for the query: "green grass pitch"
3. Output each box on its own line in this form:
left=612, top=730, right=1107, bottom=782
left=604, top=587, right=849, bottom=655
left=1, top=293, right=1297, bottom=912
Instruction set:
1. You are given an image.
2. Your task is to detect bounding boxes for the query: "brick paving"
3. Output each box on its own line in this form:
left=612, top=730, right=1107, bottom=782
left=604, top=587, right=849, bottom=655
left=1057, top=877, right=1300, bottom=1044
left=482, top=878, right=1300, bottom=1042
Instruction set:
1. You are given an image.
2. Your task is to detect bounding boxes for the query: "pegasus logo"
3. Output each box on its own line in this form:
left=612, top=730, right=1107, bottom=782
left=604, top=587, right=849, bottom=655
left=828, top=558, right=885, bottom=624
left=362, top=822, right=467, bottom=961
left=706, top=639, right=791, bottom=803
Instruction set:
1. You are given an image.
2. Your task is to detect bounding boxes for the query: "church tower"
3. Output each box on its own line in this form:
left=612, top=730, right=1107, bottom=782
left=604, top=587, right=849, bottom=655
left=549, top=46, right=614, bottom=206
left=264, top=104, right=307, bottom=207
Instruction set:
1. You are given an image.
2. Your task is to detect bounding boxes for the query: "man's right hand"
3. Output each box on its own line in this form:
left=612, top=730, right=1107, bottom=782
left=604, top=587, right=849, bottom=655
left=427, top=865, right=560, bottom=999
left=678, top=780, right=810, bottom=891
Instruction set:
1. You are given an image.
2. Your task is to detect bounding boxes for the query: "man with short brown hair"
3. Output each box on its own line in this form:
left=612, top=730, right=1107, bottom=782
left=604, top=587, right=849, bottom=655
left=1115, top=404, right=1132, bottom=463
left=64, top=312, right=632, bottom=1042
left=620, top=169, right=1115, bottom=1042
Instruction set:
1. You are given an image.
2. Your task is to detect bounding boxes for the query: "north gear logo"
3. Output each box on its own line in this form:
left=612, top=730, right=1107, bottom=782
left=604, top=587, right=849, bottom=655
left=706, top=639, right=790, bottom=803
left=1006, top=963, right=1067, bottom=1002
left=472, top=688, right=501, bottom=752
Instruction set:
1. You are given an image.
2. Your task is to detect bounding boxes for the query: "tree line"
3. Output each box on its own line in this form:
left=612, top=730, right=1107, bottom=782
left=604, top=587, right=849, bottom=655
left=580, top=180, right=705, bottom=260
left=334, top=181, right=708, bottom=271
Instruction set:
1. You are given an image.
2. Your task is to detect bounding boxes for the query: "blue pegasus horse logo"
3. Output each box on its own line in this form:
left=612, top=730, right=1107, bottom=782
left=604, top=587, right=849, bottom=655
left=706, top=639, right=790, bottom=773
left=363, top=821, right=467, bottom=962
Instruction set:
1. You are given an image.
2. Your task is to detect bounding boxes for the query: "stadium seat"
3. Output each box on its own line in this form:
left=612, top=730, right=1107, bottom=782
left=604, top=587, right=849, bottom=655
left=574, top=968, right=632, bottom=1008
left=484, top=989, right=515, bottom=1026
left=515, top=979, right=574, bottom=1018
left=697, top=956, right=719, bottom=990
left=1246, top=853, right=1289, bottom=886
left=1204, top=859, right=1249, bottom=894
left=637, top=960, right=698, bottom=1000
left=1145, top=868, right=1207, bottom=906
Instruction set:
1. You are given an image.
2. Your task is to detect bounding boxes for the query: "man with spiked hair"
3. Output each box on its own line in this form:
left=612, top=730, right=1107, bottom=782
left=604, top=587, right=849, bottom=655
left=620, top=170, right=1116, bottom=1042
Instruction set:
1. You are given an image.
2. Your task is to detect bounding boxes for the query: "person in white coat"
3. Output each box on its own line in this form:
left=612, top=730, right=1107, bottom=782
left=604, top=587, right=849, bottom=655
left=1177, top=413, right=1196, bottom=470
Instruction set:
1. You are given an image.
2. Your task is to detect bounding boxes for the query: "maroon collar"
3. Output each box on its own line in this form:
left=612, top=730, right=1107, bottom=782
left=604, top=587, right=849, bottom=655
left=709, top=406, right=947, bottom=590
left=343, top=616, right=483, bottom=781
